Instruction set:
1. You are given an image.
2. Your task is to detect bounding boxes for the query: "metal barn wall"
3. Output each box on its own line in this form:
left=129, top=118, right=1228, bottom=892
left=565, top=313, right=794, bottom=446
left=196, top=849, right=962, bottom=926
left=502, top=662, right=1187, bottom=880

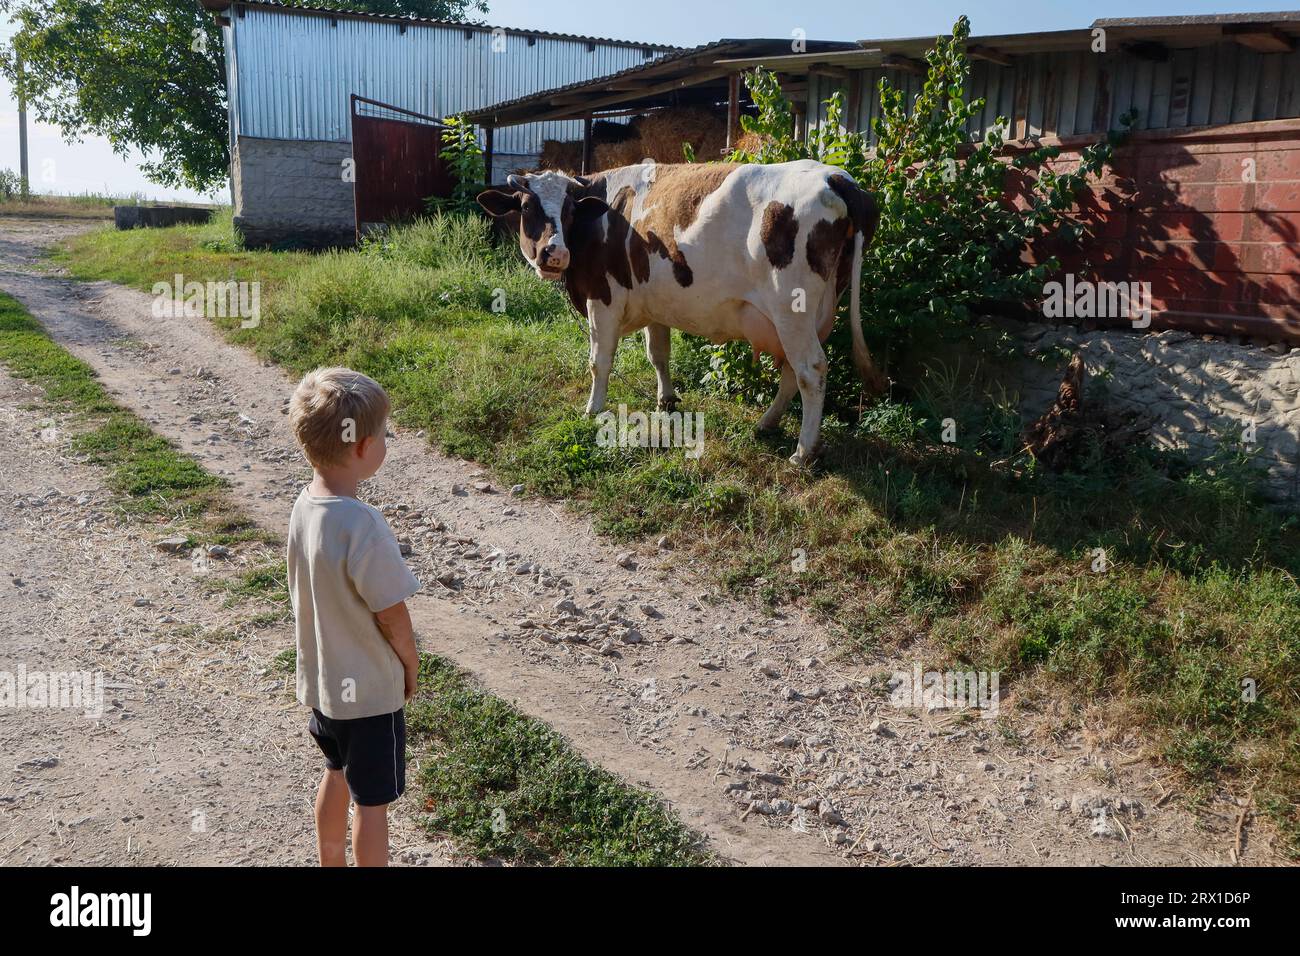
left=807, top=41, right=1300, bottom=143
left=226, top=7, right=670, bottom=156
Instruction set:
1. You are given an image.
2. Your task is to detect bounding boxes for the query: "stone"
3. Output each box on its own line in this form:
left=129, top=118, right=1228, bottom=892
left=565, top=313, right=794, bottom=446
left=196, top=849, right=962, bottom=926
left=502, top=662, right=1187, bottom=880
left=818, top=800, right=846, bottom=826
left=154, top=535, right=190, bottom=553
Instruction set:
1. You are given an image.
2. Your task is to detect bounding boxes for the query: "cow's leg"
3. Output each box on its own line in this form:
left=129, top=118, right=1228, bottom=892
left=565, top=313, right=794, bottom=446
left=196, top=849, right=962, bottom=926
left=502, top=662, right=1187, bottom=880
left=778, top=324, right=830, bottom=467
left=585, top=304, right=620, bottom=416
left=643, top=323, right=679, bottom=411
left=756, top=362, right=798, bottom=433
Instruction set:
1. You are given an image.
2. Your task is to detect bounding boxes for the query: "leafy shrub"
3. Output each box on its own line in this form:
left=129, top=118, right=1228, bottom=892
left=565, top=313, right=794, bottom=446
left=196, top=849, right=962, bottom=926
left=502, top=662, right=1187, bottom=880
left=428, top=114, right=486, bottom=215
left=688, top=16, right=1129, bottom=416
left=0, top=168, right=29, bottom=200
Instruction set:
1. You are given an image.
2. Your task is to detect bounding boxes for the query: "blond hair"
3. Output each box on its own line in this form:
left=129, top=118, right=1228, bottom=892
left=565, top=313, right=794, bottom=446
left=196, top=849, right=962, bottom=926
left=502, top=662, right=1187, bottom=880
left=289, top=367, right=390, bottom=468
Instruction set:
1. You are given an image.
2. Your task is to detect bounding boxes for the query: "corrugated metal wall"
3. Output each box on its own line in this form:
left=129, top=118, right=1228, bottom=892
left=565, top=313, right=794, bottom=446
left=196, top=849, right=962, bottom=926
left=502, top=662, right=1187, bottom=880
left=227, top=7, right=669, bottom=155
left=808, top=41, right=1300, bottom=142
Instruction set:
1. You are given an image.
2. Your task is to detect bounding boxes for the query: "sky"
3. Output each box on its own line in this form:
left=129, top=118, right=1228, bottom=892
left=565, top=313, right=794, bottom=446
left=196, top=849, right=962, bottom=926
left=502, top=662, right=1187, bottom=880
left=0, top=0, right=1292, bottom=202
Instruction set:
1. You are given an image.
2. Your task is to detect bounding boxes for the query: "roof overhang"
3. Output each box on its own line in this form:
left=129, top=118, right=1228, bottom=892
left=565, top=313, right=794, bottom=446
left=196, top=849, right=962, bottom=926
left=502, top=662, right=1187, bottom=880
left=465, top=39, right=859, bottom=127
left=467, top=13, right=1300, bottom=128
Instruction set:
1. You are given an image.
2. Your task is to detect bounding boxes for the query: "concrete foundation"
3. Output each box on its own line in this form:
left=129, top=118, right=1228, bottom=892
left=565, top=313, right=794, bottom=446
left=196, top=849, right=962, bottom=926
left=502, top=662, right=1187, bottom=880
left=232, top=136, right=355, bottom=248
left=114, top=205, right=215, bottom=229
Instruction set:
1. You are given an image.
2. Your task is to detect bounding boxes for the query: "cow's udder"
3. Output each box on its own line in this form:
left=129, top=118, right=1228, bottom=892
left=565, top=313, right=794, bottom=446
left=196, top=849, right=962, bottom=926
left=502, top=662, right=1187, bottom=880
left=738, top=306, right=785, bottom=365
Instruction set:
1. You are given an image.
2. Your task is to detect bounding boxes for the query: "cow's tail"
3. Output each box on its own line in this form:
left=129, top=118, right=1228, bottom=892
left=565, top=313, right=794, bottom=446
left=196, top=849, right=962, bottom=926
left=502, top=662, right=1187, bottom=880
left=847, top=228, right=884, bottom=396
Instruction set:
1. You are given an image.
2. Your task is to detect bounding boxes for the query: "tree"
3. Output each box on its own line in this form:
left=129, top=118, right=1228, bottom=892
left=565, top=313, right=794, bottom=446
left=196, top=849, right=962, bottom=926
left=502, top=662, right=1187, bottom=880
left=0, top=0, right=489, bottom=193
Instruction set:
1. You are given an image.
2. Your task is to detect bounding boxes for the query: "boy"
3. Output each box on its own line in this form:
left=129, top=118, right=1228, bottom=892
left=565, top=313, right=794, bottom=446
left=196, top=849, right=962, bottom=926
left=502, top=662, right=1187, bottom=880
left=287, top=367, right=420, bottom=867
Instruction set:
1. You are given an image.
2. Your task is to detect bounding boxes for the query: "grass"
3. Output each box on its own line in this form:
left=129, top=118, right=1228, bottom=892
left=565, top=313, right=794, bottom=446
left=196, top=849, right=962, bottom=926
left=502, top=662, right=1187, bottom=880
left=0, top=291, right=235, bottom=528
left=257, top=650, right=710, bottom=866
left=56, top=211, right=1300, bottom=856
left=407, top=653, right=708, bottom=865
left=238, top=586, right=708, bottom=865
left=0, top=188, right=168, bottom=220
left=53, top=207, right=309, bottom=298
left=0, top=286, right=707, bottom=865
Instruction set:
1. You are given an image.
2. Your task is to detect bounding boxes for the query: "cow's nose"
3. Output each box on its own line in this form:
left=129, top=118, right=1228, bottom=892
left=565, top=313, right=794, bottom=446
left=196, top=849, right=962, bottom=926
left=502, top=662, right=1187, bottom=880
left=542, top=245, right=569, bottom=270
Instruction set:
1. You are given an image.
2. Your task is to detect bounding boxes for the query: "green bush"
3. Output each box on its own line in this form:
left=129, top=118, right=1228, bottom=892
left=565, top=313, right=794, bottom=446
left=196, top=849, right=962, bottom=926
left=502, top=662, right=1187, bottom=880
left=692, top=16, right=1130, bottom=416
left=0, top=168, right=29, bottom=200
left=427, top=114, right=487, bottom=216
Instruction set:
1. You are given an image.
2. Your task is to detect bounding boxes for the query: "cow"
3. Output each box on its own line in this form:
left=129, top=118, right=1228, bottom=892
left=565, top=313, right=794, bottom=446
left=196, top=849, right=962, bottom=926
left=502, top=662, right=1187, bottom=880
left=476, top=159, right=884, bottom=465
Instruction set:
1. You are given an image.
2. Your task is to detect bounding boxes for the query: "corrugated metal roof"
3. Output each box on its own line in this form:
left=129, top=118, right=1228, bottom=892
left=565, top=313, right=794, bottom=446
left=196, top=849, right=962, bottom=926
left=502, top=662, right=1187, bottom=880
left=202, top=0, right=681, bottom=51
left=222, top=3, right=677, bottom=154
left=1093, top=12, right=1300, bottom=27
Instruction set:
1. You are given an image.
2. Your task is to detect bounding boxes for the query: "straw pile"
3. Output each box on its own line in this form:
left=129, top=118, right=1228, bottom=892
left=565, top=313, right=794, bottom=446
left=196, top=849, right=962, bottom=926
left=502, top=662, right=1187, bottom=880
left=539, top=107, right=729, bottom=173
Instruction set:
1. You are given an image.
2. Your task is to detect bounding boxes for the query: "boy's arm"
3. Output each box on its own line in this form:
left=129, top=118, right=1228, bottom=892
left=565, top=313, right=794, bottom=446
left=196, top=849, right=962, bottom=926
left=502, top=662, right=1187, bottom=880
left=374, top=600, right=419, bottom=700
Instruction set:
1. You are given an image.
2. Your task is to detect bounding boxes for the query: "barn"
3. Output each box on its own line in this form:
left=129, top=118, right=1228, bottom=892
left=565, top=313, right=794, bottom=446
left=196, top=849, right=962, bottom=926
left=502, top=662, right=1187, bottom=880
left=199, top=0, right=677, bottom=246
left=468, top=13, right=1300, bottom=501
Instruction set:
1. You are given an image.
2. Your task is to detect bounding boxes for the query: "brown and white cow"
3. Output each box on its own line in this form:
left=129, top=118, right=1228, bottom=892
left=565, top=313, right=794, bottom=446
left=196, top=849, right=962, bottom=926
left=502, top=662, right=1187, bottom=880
left=477, top=160, right=883, bottom=464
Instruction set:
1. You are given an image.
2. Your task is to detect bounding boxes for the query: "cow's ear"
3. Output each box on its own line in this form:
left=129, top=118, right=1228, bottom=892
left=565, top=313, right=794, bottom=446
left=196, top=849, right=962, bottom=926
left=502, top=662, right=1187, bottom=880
left=477, top=189, right=521, bottom=218
left=573, top=196, right=609, bottom=222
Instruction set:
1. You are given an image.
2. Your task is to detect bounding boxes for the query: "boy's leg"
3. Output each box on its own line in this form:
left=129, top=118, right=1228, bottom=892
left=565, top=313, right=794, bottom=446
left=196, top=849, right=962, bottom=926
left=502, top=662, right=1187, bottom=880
left=352, top=803, right=390, bottom=867
left=315, top=769, right=350, bottom=867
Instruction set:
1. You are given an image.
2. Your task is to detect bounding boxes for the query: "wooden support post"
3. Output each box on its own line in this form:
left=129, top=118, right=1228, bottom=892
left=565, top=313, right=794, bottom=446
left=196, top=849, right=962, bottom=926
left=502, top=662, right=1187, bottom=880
left=581, top=114, right=593, bottom=175
left=726, top=73, right=741, bottom=149
left=846, top=71, right=862, bottom=133
left=482, top=125, right=494, bottom=186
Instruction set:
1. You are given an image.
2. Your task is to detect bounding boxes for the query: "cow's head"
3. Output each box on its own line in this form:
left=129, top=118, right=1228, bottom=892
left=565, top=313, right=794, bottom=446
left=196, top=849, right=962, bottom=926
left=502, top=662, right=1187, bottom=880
left=477, top=172, right=609, bottom=280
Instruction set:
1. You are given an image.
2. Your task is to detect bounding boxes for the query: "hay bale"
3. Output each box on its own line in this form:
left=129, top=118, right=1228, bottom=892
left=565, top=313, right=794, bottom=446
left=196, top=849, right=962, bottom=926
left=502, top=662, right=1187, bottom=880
left=732, top=130, right=765, bottom=156
left=635, top=107, right=729, bottom=163
left=538, top=139, right=583, bottom=174
left=593, top=140, right=649, bottom=171
left=540, top=108, right=729, bottom=173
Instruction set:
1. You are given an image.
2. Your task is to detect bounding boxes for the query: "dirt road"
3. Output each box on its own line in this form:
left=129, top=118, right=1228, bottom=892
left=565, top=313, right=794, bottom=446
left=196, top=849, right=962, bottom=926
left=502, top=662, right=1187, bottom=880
left=0, top=216, right=1275, bottom=866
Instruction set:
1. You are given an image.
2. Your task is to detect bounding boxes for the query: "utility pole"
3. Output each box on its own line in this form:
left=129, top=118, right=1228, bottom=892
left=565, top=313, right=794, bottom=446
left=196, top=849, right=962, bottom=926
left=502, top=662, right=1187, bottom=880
left=15, top=47, right=29, bottom=195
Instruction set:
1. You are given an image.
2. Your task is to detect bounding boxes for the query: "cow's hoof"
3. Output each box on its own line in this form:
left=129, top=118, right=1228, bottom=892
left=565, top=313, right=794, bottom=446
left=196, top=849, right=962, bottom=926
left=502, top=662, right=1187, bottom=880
left=657, top=396, right=680, bottom=413
left=788, top=445, right=821, bottom=467
left=755, top=422, right=780, bottom=437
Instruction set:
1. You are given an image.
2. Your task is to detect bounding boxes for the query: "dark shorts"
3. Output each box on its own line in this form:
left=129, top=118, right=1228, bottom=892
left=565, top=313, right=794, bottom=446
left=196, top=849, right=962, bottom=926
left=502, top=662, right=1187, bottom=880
left=308, top=708, right=405, bottom=807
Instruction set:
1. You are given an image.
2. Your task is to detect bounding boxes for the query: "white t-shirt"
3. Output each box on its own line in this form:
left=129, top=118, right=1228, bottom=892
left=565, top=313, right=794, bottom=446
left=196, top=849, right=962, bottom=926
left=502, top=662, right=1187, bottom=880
left=287, top=489, right=420, bottom=719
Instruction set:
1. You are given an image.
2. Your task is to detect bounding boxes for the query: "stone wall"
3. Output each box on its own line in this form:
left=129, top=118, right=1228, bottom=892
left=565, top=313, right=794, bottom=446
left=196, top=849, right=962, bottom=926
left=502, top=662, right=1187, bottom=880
left=232, top=136, right=355, bottom=249
left=1011, top=323, right=1300, bottom=504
